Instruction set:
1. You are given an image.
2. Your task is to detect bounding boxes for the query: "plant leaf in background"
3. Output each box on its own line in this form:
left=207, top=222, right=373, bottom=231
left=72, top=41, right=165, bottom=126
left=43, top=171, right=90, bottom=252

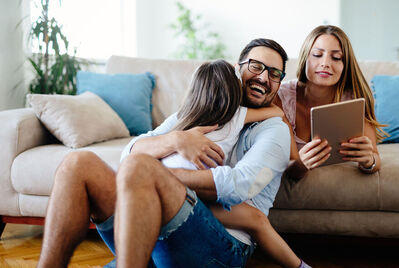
left=169, top=2, right=228, bottom=60
left=28, top=0, right=84, bottom=95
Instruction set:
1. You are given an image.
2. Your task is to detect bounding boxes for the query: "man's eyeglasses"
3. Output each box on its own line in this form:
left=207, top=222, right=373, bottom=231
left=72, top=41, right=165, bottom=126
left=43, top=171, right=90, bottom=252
left=239, top=59, right=285, bottom=83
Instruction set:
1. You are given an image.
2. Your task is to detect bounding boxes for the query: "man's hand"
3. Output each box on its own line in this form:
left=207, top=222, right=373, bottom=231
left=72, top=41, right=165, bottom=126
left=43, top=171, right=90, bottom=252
left=175, top=125, right=225, bottom=169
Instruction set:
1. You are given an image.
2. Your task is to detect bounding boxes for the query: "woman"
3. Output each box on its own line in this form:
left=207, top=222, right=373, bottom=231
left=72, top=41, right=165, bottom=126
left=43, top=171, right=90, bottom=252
left=274, top=25, right=386, bottom=180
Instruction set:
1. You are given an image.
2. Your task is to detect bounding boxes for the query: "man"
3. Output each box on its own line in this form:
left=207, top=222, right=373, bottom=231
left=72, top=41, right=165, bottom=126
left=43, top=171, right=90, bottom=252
left=38, top=38, right=290, bottom=268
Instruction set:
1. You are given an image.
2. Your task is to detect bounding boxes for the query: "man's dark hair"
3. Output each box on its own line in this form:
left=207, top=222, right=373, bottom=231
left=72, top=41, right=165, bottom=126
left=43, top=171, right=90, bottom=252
left=238, top=38, right=288, bottom=73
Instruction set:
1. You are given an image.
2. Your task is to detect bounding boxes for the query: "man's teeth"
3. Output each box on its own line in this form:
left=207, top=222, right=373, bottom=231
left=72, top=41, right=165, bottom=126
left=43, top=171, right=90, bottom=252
left=250, top=85, right=266, bottom=94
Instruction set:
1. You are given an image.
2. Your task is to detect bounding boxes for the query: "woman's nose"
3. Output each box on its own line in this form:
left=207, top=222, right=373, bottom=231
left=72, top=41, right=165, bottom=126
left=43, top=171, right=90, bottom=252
left=320, top=56, right=331, bottom=68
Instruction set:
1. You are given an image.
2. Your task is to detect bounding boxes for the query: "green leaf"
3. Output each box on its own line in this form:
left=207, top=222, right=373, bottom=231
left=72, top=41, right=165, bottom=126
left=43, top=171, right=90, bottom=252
left=169, top=1, right=227, bottom=60
left=28, top=0, right=82, bottom=95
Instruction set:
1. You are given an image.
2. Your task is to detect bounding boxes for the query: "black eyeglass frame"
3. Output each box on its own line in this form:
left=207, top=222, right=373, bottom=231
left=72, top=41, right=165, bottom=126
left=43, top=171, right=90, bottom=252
left=239, top=58, right=286, bottom=82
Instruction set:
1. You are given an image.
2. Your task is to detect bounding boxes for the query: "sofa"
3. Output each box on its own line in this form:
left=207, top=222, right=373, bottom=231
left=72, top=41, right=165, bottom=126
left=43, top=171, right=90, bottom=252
left=1, top=56, right=399, bottom=239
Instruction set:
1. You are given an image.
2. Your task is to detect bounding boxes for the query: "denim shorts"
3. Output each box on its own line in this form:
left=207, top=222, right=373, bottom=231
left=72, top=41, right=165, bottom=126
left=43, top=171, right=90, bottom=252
left=95, top=188, right=254, bottom=268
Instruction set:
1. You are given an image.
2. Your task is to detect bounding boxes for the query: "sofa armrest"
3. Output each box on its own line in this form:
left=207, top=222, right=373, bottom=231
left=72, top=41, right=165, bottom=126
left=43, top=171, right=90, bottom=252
left=0, top=108, right=51, bottom=156
left=0, top=108, right=52, bottom=216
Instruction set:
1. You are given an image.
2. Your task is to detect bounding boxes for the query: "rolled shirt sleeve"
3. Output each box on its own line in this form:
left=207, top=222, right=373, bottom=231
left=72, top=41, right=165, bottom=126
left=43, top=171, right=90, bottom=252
left=211, top=117, right=291, bottom=215
left=120, top=113, right=178, bottom=162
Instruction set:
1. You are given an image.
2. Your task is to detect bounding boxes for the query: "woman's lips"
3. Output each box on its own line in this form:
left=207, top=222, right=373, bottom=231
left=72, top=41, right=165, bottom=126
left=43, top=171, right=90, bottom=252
left=316, top=71, right=332, bottom=78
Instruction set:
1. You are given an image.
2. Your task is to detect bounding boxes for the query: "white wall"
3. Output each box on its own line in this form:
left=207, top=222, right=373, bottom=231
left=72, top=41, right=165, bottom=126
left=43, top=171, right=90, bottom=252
left=136, top=0, right=341, bottom=61
left=0, top=0, right=30, bottom=110
left=340, top=0, right=399, bottom=61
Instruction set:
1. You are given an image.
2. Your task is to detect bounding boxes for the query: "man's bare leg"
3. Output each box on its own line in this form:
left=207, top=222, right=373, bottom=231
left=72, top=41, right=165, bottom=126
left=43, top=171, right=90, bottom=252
left=115, top=153, right=187, bottom=268
left=38, top=151, right=117, bottom=268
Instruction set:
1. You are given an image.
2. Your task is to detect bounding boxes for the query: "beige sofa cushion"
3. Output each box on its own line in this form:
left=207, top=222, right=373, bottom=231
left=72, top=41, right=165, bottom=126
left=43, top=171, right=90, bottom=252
left=27, top=92, right=130, bottom=148
left=274, top=144, right=399, bottom=212
left=11, top=137, right=132, bottom=196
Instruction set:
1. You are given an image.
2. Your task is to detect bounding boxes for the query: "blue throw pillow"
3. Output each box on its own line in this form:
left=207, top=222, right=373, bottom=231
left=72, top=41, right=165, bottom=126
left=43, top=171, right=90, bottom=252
left=372, top=75, right=399, bottom=143
left=77, top=71, right=155, bottom=136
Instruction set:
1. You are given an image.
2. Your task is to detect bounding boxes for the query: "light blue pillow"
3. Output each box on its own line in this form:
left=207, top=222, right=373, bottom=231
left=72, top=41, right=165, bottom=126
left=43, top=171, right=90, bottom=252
left=77, top=71, right=155, bottom=136
left=372, top=75, right=399, bottom=143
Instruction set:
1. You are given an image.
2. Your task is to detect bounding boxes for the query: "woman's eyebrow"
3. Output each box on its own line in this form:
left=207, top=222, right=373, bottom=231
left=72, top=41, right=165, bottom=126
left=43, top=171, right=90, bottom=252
left=312, top=48, right=342, bottom=53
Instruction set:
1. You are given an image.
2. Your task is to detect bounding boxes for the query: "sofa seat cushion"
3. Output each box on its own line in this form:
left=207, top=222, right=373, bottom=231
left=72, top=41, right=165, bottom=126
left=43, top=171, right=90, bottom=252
left=274, top=144, right=399, bottom=212
left=11, top=137, right=132, bottom=196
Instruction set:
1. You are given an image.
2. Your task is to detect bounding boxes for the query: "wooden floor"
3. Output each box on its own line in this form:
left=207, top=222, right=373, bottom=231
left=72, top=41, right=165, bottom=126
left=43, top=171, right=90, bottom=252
left=1, top=224, right=399, bottom=267
left=0, top=224, right=113, bottom=267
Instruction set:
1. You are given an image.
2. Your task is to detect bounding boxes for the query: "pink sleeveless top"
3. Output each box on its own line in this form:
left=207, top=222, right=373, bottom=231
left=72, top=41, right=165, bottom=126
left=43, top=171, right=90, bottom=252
left=278, top=79, right=353, bottom=150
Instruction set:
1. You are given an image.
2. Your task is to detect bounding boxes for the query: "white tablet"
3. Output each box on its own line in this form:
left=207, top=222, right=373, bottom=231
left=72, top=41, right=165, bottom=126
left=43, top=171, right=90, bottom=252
left=310, top=98, right=365, bottom=166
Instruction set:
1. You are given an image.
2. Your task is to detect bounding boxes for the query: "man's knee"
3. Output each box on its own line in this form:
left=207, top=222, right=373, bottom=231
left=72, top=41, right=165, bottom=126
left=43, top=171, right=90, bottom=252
left=56, top=151, right=100, bottom=182
left=117, top=153, right=167, bottom=189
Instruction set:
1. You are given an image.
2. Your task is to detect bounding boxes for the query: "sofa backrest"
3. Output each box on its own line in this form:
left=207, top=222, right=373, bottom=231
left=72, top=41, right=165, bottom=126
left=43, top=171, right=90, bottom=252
left=106, top=55, right=399, bottom=128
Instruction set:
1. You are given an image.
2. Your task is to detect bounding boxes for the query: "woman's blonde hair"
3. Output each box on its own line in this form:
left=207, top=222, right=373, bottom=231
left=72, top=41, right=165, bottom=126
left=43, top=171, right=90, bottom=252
left=297, top=25, right=386, bottom=142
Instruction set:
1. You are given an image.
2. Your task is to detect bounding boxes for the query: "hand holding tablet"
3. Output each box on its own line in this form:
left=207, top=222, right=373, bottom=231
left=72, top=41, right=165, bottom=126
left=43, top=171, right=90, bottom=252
left=310, top=98, right=365, bottom=166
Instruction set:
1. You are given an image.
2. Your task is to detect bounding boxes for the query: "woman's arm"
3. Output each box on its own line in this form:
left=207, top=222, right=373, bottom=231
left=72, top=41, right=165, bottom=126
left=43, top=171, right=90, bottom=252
left=340, top=120, right=381, bottom=173
left=274, top=95, right=331, bottom=180
left=244, top=104, right=284, bottom=124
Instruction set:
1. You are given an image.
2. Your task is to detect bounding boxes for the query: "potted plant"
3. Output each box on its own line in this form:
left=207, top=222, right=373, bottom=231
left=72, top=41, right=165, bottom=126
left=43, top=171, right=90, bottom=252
left=169, top=2, right=228, bottom=60
left=28, top=0, right=83, bottom=95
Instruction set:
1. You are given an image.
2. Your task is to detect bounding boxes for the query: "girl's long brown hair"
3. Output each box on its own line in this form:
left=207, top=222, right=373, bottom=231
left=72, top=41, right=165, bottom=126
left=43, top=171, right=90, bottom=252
left=174, top=59, right=242, bottom=131
left=296, top=25, right=387, bottom=142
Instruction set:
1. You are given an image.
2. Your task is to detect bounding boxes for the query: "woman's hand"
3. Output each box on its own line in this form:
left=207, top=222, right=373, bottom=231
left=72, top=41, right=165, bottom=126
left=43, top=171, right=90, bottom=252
left=175, top=125, right=225, bottom=170
left=340, top=136, right=374, bottom=168
left=299, top=139, right=331, bottom=170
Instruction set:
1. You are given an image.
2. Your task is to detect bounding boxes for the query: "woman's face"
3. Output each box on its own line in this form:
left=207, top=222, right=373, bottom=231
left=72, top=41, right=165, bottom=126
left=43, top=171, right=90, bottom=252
left=305, top=34, right=344, bottom=87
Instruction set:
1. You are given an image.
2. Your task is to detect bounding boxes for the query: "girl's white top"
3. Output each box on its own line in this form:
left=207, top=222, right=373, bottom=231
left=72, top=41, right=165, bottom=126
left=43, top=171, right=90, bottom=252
left=161, top=107, right=248, bottom=170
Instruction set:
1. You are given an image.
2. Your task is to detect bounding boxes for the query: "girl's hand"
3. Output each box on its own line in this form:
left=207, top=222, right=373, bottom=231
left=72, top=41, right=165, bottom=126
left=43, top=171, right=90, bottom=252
left=245, top=104, right=285, bottom=124
left=340, top=136, right=374, bottom=168
left=299, top=139, right=331, bottom=170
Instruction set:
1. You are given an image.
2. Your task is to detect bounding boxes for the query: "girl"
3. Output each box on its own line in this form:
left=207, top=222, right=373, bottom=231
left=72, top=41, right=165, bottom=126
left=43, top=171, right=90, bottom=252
left=161, top=59, right=309, bottom=268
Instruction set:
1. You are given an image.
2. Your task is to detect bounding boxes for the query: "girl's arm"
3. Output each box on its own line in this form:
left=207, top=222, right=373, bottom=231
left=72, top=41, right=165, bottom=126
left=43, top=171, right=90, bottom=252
left=244, top=104, right=284, bottom=124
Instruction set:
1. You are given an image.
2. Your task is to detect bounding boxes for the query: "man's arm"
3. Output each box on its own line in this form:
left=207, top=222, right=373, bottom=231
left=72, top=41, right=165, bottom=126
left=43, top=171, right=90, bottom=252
left=121, top=113, right=224, bottom=169
left=171, top=118, right=290, bottom=210
left=169, top=168, right=217, bottom=201
left=212, top=118, right=291, bottom=209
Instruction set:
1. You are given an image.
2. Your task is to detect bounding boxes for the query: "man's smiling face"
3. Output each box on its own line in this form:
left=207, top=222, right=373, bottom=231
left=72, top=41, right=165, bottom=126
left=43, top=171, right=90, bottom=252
left=240, top=46, right=283, bottom=108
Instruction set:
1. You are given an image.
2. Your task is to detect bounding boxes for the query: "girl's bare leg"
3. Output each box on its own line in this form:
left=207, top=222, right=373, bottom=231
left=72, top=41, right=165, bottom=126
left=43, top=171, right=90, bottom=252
left=211, top=203, right=301, bottom=268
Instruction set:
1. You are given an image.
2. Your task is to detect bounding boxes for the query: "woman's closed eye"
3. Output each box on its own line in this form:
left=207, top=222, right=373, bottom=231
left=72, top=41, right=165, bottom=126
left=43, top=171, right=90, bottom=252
left=312, top=54, right=322, bottom=58
left=331, top=56, right=342, bottom=61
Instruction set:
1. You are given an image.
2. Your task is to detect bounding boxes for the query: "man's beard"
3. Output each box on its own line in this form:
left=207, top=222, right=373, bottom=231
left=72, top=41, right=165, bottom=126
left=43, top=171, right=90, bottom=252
left=242, top=79, right=278, bottom=108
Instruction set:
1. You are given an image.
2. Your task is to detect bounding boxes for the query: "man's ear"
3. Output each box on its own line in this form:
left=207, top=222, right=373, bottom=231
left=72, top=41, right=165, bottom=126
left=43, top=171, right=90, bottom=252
left=234, top=64, right=242, bottom=84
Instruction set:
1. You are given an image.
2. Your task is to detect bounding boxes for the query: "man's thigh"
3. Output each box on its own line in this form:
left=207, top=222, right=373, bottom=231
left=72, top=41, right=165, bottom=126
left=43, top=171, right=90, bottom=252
left=152, top=189, right=252, bottom=268
left=96, top=188, right=252, bottom=267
